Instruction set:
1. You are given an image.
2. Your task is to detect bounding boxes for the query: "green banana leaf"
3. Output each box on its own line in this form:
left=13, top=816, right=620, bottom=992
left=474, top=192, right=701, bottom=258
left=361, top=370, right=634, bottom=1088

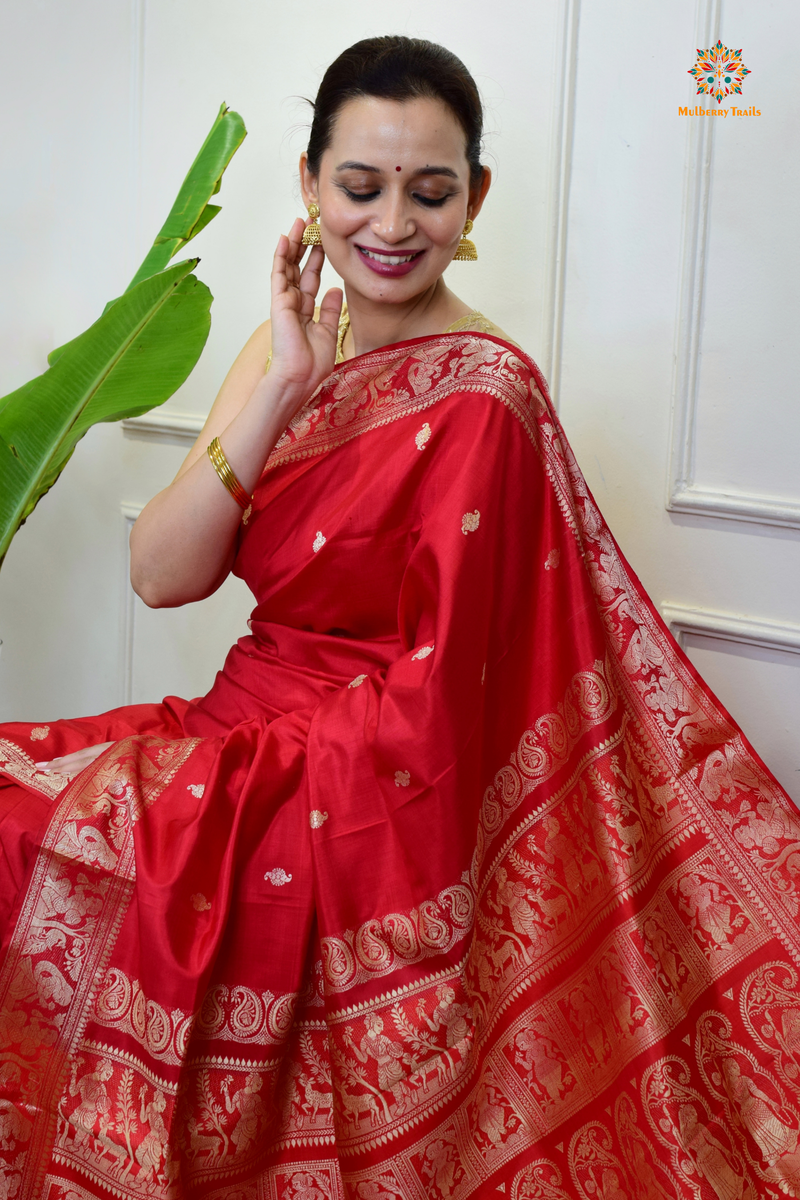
left=48, top=103, right=246, bottom=365
left=0, top=260, right=211, bottom=563
left=126, top=102, right=247, bottom=292
left=0, top=102, right=247, bottom=568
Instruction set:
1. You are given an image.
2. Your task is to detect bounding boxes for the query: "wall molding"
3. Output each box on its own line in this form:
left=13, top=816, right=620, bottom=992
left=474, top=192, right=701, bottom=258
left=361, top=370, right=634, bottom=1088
left=667, top=0, right=800, bottom=531
left=120, top=502, right=143, bottom=705
left=128, top=0, right=146, bottom=282
left=663, top=603, right=800, bottom=657
left=122, top=411, right=204, bottom=444
left=540, top=0, right=581, bottom=407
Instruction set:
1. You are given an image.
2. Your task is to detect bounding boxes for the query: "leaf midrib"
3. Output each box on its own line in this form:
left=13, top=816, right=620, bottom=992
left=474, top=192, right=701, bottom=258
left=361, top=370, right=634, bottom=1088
left=1, top=267, right=190, bottom=534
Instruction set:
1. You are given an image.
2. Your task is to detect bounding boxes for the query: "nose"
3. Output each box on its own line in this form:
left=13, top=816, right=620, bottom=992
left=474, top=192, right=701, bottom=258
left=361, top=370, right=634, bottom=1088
left=370, top=193, right=415, bottom=244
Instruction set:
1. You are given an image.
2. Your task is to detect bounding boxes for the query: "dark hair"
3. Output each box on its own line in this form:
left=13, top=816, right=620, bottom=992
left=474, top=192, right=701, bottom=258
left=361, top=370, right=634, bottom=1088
left=306, top=36, right=484, bottom=185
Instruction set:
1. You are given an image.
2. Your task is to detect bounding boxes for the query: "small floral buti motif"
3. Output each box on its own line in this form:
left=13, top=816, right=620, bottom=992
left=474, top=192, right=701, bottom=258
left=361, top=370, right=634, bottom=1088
left=394, top=770, right=411, bottom=788
left=309, top=810, right=329, bottom=829
left=242, top=504, right=252, bottom=525
left=187, top=784, right=205, bottom=798
left=348, top=674, right=368, bottom=688
left=312, top=531, right=326, bottom=553
left=264, top=868, right=293, bottom=886
left=544, top=549, right=561, bottom=571
left=461, top=510, right=481, bottom=535
left=30, top=726, right=50, bottom=741
left=192, top=893, right=211, bottom=912
left=415, top=422, right=432, bottom=450
left=412, top=645, right=434, bottom=660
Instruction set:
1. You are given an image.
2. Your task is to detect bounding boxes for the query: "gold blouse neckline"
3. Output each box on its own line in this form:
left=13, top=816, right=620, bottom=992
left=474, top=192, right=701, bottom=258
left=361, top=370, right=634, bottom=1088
left=334, top=305, right=493, bottom=363
left=266, top=307, right=498, bottom=375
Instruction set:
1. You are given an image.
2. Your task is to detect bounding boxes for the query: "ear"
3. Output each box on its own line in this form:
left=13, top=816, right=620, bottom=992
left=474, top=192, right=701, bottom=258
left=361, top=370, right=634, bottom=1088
left=299, top=153, right=319, bottom=210
left=467, top=166, right=492, bottom=222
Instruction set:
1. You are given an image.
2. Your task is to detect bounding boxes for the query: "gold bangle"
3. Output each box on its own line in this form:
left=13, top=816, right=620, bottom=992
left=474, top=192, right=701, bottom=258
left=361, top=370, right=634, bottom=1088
left=207, top=437, right=252, bottom=511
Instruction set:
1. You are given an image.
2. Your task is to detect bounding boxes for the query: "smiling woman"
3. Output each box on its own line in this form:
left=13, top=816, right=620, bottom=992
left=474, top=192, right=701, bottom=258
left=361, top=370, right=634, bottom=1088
left=301, top=96, right=487, bottom=304
left=1, top=33, right=800, bottom=1200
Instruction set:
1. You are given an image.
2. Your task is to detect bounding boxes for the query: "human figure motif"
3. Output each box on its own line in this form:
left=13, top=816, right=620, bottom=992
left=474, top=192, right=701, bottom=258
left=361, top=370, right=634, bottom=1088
left=617, top=1100, right=676, bottom=1200
left=642, top=916, right=684, bottom=996
left=417, top=985, right=470, bottom=1048
left=489, top=868, right=539, bottom=942
left=0, top=1064, right=30, bottom=1155
left=282, top=1171, right=328, bottom=1200
left=627, top=1138, right=675, bottom=1200
left=734, top=799, right=797, bottom=854
left=597, top=1167, right=630, bottom=1200
left=541, top=817, right=583, bottom=896
left=720, top=1058, right=800, bottom=1169
left=598, top=954, right=646, bottom=1037
left=66, top=1058, right=114, bottom=1148
left=474, top=1076, right=508, bottom=1146
left=569, top=987, right=609, bottom=1066
left=222, top=1072, right=269, bottom=1155
left=135, top=1088, right=168, bottom=1180
left=513, top=1028, right=566, bottom=1103
left=677, top=1104, right=752, bottom=1200
left=422, top=1137, right=459, bottom=1198
left=780, top=1007, right=800, bottom=1068
left=678, top=875, right=738, bottom=948
left=344, top=1014, right=408, bottom=1108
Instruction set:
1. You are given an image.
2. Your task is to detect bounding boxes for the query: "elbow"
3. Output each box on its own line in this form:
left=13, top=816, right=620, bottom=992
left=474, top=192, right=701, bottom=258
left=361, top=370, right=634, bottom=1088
left=129, top=556, right=226, bottom=609
left=130, top=566, right=173, bottom=609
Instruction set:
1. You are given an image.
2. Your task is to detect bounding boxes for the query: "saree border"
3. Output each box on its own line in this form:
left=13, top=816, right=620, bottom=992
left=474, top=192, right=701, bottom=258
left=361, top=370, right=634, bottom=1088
left=0, top=737, right=70, bottom=801
left=262, top=333, right=549, bottom=477
left=0, top=734, right=199, bottom=1199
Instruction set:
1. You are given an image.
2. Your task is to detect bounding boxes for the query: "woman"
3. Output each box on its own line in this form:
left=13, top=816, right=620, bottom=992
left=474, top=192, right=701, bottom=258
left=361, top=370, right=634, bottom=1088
left=0, top=36, right=798, bottom=1200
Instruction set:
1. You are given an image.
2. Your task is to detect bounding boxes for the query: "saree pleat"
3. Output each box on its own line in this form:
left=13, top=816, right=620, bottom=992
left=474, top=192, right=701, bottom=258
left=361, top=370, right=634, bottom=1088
left=1, top=331, right=798, bottom=1199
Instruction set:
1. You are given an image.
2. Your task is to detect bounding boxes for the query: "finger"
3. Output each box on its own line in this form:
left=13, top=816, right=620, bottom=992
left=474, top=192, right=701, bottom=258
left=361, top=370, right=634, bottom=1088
left=271, top=234, right=291, bottom=294
left=317, top=287, right=344, bottom=334
left=298, top=244, right=325, bottom=296
left=286, top=217, right=309, bottom=266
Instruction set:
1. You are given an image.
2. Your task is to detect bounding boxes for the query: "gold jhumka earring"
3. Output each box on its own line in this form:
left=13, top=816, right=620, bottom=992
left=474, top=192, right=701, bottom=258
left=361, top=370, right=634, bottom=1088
left=453, top=218, right=477, bottom=261
left=301, top=202, right=322, bottom=246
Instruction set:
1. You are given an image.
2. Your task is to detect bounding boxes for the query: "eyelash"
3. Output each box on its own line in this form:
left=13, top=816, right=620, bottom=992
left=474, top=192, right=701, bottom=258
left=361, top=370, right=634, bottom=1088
left=341, top=187, right=451, bottom=209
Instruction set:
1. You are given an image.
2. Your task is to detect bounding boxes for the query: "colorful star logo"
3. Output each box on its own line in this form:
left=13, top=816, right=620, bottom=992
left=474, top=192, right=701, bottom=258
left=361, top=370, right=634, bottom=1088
left=688, top=40, right=751, bottom=105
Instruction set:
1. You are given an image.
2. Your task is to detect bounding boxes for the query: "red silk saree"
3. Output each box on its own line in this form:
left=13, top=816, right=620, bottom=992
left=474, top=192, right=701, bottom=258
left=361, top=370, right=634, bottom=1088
left=1, top=330, right=799, bottom=1199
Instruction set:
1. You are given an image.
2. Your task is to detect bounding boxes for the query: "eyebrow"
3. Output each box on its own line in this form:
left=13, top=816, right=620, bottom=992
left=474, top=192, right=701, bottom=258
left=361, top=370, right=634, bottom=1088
left=335, top=161, right=459, bottom=180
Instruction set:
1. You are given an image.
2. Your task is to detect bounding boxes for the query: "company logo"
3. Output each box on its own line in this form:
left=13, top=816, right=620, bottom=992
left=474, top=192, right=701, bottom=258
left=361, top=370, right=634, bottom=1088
left=688, top=40, right=751, bottom=104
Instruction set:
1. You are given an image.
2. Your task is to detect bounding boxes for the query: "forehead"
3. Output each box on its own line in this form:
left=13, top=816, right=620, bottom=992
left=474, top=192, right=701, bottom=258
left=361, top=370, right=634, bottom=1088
left=326, top=95, right=468, bottom=169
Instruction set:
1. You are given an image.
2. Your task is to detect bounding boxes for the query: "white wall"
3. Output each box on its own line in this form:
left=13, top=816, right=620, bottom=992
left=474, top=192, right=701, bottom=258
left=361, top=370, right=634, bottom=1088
left=1, top=1, right=798, bottom=801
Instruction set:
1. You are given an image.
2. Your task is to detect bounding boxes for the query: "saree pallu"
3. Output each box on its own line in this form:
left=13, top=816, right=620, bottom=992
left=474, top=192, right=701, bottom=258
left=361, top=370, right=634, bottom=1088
left=0, top=331, right=799, bottom=1199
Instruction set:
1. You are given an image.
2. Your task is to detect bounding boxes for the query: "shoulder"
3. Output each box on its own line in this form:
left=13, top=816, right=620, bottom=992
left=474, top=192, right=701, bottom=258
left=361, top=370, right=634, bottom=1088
left=446, top=311, right=522, bottom=349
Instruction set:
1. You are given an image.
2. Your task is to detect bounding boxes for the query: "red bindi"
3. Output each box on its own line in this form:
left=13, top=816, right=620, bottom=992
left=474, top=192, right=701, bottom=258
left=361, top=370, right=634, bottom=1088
left=395, top=165, right=402, bottom=171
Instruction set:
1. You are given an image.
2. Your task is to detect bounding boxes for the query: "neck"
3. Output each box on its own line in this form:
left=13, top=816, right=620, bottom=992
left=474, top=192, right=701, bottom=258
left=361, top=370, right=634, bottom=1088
left=343, top=279, right=472, bottom=358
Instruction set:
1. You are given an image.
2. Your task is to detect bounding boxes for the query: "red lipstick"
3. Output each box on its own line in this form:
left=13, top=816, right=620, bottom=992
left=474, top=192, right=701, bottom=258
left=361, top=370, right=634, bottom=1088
left=355, top=245, right=425, bottom=278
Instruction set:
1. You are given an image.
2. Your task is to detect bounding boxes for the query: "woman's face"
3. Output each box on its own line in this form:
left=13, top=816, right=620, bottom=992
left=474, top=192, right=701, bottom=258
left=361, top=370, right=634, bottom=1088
left=300, top=95, right=490, bottom=304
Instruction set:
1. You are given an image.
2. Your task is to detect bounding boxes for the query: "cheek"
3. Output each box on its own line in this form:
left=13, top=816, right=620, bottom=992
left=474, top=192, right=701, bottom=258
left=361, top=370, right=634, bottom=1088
left=428, top=216, right=464, bottom=249
left=320, top=198, right=365, bottom=238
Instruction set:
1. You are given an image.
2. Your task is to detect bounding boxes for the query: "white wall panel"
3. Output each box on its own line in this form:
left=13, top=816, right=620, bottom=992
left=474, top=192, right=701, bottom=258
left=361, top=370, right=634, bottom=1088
left=0, top=1, right=136, bottom=720
left=670, top=0, right=800, bottom=528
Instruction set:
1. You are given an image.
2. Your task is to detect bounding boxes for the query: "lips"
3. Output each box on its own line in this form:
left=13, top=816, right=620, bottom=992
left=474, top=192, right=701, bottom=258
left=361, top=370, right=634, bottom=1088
left=355, top=244, right=425, bottom=278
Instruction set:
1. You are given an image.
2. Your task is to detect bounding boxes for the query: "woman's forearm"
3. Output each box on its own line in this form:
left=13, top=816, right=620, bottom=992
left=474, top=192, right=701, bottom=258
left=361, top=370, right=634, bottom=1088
left=131, top=220, right=343, bottom=608
left=129, top=372, right=307, bottom=608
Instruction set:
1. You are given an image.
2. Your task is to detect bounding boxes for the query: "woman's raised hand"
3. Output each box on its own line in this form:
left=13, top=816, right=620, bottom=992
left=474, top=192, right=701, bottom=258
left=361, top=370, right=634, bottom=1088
left=268, top=216, right=343, bottom=404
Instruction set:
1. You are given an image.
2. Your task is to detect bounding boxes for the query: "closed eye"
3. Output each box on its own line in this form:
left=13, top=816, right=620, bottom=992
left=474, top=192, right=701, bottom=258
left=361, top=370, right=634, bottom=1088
left=340, top=186, right=454, bottom=208
left=414, top=194, right=452, bottom=208
left=340, top=187, right=380, bottom=203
